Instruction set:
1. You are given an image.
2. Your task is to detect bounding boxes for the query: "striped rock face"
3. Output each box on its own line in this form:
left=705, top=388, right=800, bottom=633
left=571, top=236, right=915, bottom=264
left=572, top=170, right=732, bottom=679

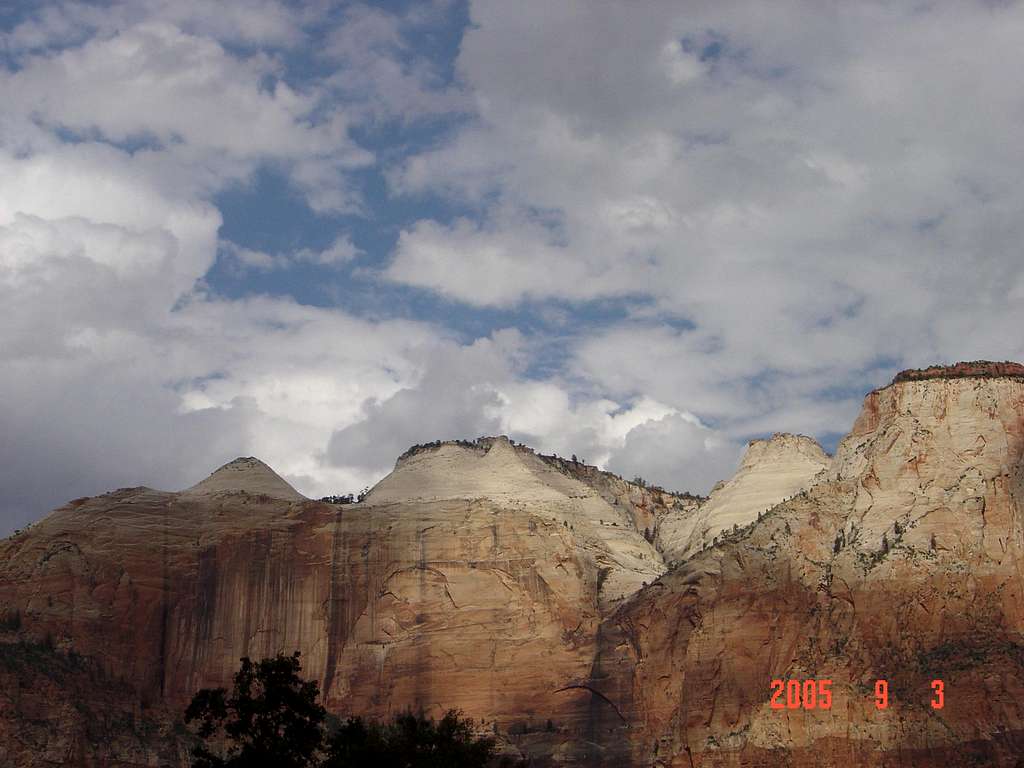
left=587, top=369, right=1024, bottom=767
left=4, top=363, right=1024, bottom=767
left=181, top=456, right=307, bottom=501
left=0, top=438, right=695, bottom=766
left=657, top=432, right=829, bottom=563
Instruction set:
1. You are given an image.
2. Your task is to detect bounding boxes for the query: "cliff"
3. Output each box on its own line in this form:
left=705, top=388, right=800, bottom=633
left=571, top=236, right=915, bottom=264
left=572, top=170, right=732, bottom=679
left=3, top=363, right=1024, bottom=767
left=587, top=366, right=1024, bottom=766
left=889, top=359, right=1024, bottom=384
left=0, top=437, right=696, bottom=766
left=657, top=432, right=829, bottom=562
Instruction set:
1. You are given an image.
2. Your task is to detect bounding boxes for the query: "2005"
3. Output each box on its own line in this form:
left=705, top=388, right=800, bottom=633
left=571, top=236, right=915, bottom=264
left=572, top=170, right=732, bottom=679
left=770, top=679, right=833, bottom=710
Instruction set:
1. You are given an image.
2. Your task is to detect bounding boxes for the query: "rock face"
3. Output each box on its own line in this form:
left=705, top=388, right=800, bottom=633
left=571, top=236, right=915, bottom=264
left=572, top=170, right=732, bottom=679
left=587, top=366, right=1024, bottom=766
left=657, top=433, right=829, bottom=562
left=891, top=359, right=1024, bottom=383
left=182, top=456, right=306, bottom=501
left=365, top=437, right=678, bottom=608
left=4, top=362, right=1024, bottom=767
left=0, top=438, right=694, bottom=766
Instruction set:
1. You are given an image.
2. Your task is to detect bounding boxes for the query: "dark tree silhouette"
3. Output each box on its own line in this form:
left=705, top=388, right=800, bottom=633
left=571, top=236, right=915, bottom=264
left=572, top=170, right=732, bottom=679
left=185, top=654, right=497, bottom=768
left=185, top=652, right=325, bottom=768
left=324, top=709, right=496, bottom=768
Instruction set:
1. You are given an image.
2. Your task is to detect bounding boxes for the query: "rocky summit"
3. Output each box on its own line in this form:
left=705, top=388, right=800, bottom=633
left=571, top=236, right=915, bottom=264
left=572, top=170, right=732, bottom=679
left=2, top=362, right=1024, bottom=766
left=182, top=456, right=307, bottom=501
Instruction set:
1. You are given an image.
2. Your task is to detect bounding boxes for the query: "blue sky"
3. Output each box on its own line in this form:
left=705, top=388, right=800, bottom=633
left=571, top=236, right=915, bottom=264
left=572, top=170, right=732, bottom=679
left=2, top=0, right=1024, bottom=534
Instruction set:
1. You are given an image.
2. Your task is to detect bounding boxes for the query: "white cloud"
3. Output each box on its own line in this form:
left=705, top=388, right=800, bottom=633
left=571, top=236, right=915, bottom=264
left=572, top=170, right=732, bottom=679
left=0, top=190, right=453, bottom=528
left=8, top=25, right=289, bottom=155
left=6, top=0, right=1024, bottom=537
left=608, top=413, right=742, bottom=495
left=324, top=329, right=738, bottom=494
left=4, top=0, right=306, bottom=52
left=660, top=39, right=703, bottom=85
left=387, top=216, right=599, bottom=306
left=0, top=144, right=221, bottom=298
left=383, top=0, right=1024, bottom=440
left=1, top=18, right=373, bottom=213
left=0, top=3, right=444, bottom=532
left=309, top=235, right=360, bottom=265
left=221, top=235, right=361, bottom=272
left=320, top=2, right=471, bottom=122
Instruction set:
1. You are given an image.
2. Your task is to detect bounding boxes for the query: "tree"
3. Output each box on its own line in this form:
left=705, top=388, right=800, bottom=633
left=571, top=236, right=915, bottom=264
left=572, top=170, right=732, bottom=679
left=321, top=717, right=386, bottom=767
left=185, top=655, right=496, bottom=768
left=324, top=710, right=495, bottom=768
left=320, top=494, right=355, bottom=505
left=185, top=652, right=325, bottom=768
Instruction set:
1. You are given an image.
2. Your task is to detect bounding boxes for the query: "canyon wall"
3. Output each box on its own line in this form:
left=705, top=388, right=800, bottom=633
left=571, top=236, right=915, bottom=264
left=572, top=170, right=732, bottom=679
left=0, top=439, right=695, bottom=765
left=587, top=370, right=1024, bottom=766
left=3, top=364, right=1024, bottom=766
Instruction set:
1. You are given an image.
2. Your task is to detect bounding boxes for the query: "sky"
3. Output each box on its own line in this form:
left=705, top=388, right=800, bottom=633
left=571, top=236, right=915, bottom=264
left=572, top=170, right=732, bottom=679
left=3, top=0, right=1024, bottom=535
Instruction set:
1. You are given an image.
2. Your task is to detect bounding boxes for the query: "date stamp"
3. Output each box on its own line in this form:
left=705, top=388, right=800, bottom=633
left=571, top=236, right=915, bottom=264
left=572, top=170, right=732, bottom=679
left=770, top=679, right=945, bottom=710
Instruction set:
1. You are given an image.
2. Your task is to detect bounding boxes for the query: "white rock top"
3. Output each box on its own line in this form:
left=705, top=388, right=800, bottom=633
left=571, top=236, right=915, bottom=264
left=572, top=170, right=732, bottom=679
left=667, top=433, right=829, bottom=559
left=182, top=457, right=305, bottom=500
left=364, top=436, right=666, bottom=607
left=366, top=437, right=583, bottom=505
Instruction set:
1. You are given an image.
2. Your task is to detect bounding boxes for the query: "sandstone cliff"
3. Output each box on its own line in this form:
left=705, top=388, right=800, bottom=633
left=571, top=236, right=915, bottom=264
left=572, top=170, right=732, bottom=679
left=183, top=456, right=307, bottom=501
left=587, top=365, right=1024, bottom=766
left=0, top=437, right=695, bottom=766
left=3, top=362, right=1024, bottom=767
left=657, top=432, right=829, bottom=563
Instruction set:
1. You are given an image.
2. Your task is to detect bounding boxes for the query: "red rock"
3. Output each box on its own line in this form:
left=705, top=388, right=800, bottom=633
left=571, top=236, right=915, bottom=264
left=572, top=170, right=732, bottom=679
left=588, top=370, right=1024, bottom=766
left=0, top=438, right=690, bottom=766
left=5, top=365, right=1024, bottom=766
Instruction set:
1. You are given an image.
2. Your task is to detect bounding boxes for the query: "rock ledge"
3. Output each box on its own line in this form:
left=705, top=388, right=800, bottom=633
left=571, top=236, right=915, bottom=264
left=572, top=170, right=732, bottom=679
left=889, top=360, right=1024, bottom=385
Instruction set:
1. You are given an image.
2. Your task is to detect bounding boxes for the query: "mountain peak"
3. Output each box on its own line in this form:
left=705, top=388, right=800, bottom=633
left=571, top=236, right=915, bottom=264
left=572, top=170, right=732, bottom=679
left=743, top=432, right=828, bottom=465
left=182, top=456, right=305, bottom=500
left=367, top=436, right=563, bottom=505
left=671, top=431, right=829, bottom=558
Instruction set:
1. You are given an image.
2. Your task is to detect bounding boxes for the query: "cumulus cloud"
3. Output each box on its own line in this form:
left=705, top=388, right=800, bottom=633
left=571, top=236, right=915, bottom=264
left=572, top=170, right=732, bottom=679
left=0, top=186, right=451, bottom=529
left=607, top=414, right=743, bottom=496
left=221, top=235, right=361, bottom=271
left=320, top=1, right=471, bottom=121
left=4, top=1, right=305, bottom=52
left=387, top=216, right=597, bottom=306
left=6, top=0, right=1024, bottom=538
left=0, top=2, right=443, bottom=533
left=325, top=330, right=739, bottom=493
left=1, top=10, right=372, bottom=214
left=385, top=0, right=1024, bottom=440
left=325, top=340, right=508, bottom=472
left=0, top=144, right=222, bottom=296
